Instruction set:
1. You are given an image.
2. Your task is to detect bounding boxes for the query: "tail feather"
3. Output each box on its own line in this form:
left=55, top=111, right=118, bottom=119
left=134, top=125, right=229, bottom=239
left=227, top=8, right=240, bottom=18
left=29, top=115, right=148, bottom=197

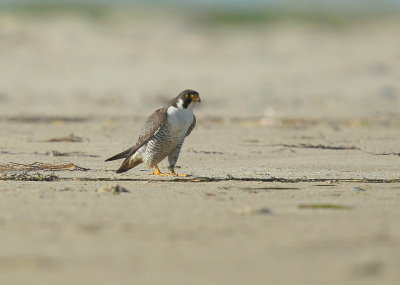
left=105, top=148, right=133, bottom=162
left=116, top=158, right=143, bottom=173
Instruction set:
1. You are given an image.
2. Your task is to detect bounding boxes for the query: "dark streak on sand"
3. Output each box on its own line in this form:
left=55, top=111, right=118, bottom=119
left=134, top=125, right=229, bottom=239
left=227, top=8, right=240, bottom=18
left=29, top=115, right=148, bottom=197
left=2, top=175, right=398, bottom=184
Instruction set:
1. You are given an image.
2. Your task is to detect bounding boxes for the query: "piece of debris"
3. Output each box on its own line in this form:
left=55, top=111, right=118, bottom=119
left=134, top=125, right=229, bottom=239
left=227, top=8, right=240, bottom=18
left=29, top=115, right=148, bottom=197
left=240, top=187, right=300, bottom=191
left=42, top=133, right=86, bottom=142
left=47, top=176, right=400, bottom=184
left=96, top=185, right=130, bottom=194
left=368, top=151, right=400, bottom=156
left=272, top=143, right=360, bottom=150
left=3, top=116, right=88, bottom=124
left=44, top=151, right=99, bottom=157
left=298, top=204, right=353, bottom=210
left=58, top=187, right=72, bottom=192
left=0, top=172, right=59, bottom=181
left=187, top=148, right=225, bottom=155
left=352, top=261, right=384, bottom=277
left=270, top=148, right=296, bottom=153
left=243, top=139, right=260, bottom=143
left=235, top=206, right=272, bottom=216
left=0, top=162, right=89, bottom=171
left=257, top=208, right=272, bottom=214
left=351, top=186, right=366, bottom=192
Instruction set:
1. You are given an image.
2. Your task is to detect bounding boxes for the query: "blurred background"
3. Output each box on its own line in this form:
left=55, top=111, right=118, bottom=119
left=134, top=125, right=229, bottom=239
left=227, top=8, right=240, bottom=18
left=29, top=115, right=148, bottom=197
left=0, top=0, right=399, bottom=120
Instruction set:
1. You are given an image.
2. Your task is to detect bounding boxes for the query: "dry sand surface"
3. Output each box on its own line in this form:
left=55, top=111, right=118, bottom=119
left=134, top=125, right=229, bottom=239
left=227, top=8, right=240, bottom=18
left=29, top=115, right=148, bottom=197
left=1, top=12, right=400, bottom=285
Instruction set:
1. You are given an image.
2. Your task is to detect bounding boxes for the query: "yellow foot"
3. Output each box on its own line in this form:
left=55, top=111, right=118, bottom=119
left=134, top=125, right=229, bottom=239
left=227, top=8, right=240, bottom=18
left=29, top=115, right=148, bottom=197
left=153, top=168, right=175, bottom=176
left=153, top=166, right=190, bottom=177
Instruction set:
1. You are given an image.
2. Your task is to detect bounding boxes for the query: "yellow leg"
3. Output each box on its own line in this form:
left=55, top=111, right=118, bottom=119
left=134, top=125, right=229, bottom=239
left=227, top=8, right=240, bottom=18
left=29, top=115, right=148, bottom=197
left=153, top=165, right=162, bottom=175
left=170, top=167, right=189, bottom=177
left=153, top=165, right=175, bottom=176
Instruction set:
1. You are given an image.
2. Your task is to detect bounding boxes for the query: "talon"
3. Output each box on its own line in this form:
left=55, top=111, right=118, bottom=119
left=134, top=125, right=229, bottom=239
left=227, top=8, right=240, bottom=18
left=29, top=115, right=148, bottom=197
left=160, top=173, right=176, bottom=176
left=169, top=167, right=189, bottom=177
left=153, top=165, right=164, bottom=176
left=153, top=166, right=176, bottom=176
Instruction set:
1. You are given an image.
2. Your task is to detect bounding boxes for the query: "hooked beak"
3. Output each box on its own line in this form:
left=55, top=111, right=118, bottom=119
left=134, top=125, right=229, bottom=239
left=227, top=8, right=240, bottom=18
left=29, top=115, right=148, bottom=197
left=190, top=94, right=201, bottom=103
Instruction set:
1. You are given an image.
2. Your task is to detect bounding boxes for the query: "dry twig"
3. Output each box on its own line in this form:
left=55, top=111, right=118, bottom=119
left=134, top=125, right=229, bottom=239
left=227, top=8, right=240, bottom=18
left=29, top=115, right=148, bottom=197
left=0, top=162, right=89, bottom=171
left=42, top=133, right=86, bottom=142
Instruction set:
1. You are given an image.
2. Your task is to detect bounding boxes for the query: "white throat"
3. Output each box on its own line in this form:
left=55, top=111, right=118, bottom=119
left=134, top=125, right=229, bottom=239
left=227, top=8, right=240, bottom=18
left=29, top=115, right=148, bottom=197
left=176, top=99, right=185, bottom=109
left=167, top=106, right=194, bottom=136
left=176, top=99, right=196, bottom=110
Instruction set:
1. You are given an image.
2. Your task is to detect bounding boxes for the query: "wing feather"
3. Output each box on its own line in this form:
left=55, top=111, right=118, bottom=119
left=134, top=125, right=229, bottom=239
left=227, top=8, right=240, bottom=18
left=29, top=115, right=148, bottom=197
left=136, top=108, right=167, bottom=146
left=122, top=108, right=167, bottom=158
left=185, top=115, right=196, bottom=137
left=105, top=108, right=167, bottom=162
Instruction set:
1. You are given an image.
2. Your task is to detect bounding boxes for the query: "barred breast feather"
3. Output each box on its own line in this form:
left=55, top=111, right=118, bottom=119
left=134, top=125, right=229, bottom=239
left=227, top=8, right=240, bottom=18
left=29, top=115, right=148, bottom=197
left=143, top=106, right=194, bottom=167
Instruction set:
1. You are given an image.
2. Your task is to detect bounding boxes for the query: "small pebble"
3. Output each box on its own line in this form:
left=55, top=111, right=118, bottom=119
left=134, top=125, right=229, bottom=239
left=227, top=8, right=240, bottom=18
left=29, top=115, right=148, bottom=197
left=351, top=186, right=366, bottom=192
left=96, top=185, right=130, bottom=194
left=236, top=206, right=272, bottom=216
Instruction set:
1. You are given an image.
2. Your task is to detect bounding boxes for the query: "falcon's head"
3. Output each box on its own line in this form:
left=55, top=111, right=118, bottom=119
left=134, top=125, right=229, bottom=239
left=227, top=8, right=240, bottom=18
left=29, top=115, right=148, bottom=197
left=174, top=89, right=201, bottom=109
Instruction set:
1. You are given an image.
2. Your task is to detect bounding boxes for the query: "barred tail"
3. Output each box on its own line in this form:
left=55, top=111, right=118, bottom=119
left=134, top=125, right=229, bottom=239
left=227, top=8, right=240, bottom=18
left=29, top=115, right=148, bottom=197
left=105, top=148, right=132, bottom=162
left=116, top=158, right=143, bottom=173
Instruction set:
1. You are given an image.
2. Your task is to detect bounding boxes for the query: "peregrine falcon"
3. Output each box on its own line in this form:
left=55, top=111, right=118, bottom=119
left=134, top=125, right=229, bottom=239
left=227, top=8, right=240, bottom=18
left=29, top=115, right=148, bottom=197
left=105, top=89, right=201, bottom=176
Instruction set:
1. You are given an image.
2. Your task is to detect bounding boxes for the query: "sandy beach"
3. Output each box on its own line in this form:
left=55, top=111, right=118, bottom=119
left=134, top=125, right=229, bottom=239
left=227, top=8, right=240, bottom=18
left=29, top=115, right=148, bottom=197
left=0, top=9, right=400, bottom=284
